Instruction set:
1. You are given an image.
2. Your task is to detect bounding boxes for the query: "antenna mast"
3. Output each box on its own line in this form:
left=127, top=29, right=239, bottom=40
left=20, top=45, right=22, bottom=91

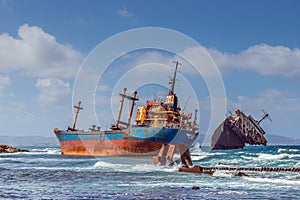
left=169, top=61, right=181, bottom=94
left=193, top=109, right=198, bottom=125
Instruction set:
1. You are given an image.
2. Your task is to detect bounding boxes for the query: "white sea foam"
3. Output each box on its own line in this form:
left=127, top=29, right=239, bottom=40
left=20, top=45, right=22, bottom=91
left=191, top=155, right=208, bottom=161
left=255, top=153, right=300, bottom=161
left=278, top=148, right=300, bottom=153
left=212, top=170, right=235, bottom=178
left=190, top=142, right=201, bottom=151
left=30, top=148, right=61, bottom=154
left=191, top=151, right=227, bottom=161
left=216, top=190, right=248, bottom=195
left=92, top=160, right=178, bottom=173
left=93, top=160, right=129, bottom=169
left=278, top=148, right=285, bottom=153
left=289, top=149, right=300, bottom=152
left=209, top=152, right=227, bottom=156
left=132, top=163, right=178, bottom=173
left=240, top=155, right=253, bottom=160
left=244, top=176, right=300, bottom=185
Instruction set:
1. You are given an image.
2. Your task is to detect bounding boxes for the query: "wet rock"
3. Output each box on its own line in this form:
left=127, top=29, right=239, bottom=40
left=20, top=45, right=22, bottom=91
left=235, top=172, right=249, bottom=177
left=192, top=186, right=200, bottom=190
left=0, top=144, right=29, bottom=153
left=21, top=173, right=31, bottom=177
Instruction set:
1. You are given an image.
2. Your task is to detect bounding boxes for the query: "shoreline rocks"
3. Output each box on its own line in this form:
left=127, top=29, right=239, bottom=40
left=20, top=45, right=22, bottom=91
left=0, top=144, right=29, bottom=153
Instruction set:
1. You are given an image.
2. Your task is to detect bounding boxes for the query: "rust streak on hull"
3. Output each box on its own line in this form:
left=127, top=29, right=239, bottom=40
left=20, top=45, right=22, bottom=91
left=60, top=140, right=164, bottom=156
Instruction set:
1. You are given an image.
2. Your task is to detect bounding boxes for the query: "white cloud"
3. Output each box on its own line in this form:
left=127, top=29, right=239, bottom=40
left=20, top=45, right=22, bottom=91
left=117, top=6, right=134, bottom=18
left=207, top=44, right=300, bottom=77
left=0, top=24, right=83, bottom=78
left=35, top=78, right=71, bottom=107
left=116, top=44, right=300, bottom=78
left=0, top=75, right=11, bottom=96
left=234, top=89, right=300, bottom=112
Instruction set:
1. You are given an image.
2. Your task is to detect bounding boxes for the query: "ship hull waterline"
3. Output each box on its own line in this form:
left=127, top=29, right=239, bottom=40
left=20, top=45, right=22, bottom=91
left=54, top=127, right=195, bottom=157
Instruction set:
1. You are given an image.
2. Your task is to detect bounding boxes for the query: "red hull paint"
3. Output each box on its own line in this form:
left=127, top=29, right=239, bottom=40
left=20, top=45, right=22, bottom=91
left=60, top=139, right=165, bottom=156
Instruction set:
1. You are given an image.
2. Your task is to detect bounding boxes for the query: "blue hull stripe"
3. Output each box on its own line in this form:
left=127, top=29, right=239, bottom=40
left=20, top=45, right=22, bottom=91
left=56, top=127, right=193, bottom=144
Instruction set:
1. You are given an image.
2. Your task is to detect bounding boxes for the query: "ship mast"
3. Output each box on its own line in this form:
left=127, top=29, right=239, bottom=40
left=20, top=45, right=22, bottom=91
left=116, top=88, right=127, bottom=127
left=193, top=109, right=198, bottom=125
left=72, top=101, right=83, bottom=130
left=127, top=91, right=138, bottom=125
left=258, top=110, right=272, bottom=124
left=193, top=109, right=199, bottom=130
left=169, top=61, right=181, bottom=94
left=116, top=88, right=139, bottom=128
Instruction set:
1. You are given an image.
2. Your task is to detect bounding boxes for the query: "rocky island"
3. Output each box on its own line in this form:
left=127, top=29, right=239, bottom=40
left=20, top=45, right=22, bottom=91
left=0, top=144, right=29, bottom=153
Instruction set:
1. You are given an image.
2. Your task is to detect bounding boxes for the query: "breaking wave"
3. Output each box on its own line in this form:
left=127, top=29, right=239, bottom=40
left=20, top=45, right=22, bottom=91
left=30, top=148, right=60, bottom=154
left=255, top=153, right=300, bottom=161
left=278, top=148, right=300, bottom=153
left=92, top=160, right=178, bottom=173
left=212, top=170, right=235, bottom=178
left=244, top=177, right=300, bottom=185
left=93, top=161, right=129, bottom=169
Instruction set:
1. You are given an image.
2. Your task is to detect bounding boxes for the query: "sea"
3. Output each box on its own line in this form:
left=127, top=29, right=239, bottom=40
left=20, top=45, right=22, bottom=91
left=1, top=145, right=300, bottom=199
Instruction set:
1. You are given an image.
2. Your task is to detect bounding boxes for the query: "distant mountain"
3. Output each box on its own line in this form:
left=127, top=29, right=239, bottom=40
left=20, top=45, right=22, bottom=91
left=0, top=135, right=59, bottom=147
left=265, top=134, right=300, bottom=145
left=193, top=133, right=300, bottom=146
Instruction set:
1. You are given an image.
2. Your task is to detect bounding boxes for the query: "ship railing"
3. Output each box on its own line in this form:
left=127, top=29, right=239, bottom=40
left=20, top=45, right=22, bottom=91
left=147, top=110, right=181, bottom=115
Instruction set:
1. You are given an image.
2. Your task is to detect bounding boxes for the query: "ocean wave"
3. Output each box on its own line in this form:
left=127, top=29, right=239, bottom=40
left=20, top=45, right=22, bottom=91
left=191, top=155, right=208, bottom=161
left=216, top=190, right=248, bottom=195
left=212, top=170, right=235, bottom=178
left=240, top=155, right=254, bottom=160
left=30, top=148, right=61, bottom=154
left=209, top=152, right=227, bottom=156
left=278, top=148, right=300, bottom=153
left=93, top=160, right=129, bottom=169
left=191, top=151, right=227, bottom=161
left=92, top=160, right=177, bottom=173
left=0, top=148, right=61, bottom=155
left=132, top=163, right=178, bottom=173
left=244, top=176, right=300, bottom=185
left=255, top=153, right=300, bottom=161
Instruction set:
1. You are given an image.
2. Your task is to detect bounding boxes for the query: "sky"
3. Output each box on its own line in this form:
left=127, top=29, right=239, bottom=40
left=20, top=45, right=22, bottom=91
left=0, top=0, right=300, bottom=140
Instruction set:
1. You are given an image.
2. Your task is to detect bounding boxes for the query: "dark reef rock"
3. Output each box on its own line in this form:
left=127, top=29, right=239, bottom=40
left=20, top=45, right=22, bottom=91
left=0, top=144, right=29, bottom=153
left=192, top=186, right=200, bottom=190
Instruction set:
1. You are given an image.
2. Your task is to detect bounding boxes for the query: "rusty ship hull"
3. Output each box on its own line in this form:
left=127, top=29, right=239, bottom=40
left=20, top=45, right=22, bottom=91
left=211, top=109, right=268, bottom=150
left=55, top=125, right=195, bottom=156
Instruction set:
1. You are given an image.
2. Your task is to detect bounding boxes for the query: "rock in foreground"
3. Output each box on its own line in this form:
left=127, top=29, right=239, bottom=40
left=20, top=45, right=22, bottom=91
left=0, top=144, right=29, bottom=153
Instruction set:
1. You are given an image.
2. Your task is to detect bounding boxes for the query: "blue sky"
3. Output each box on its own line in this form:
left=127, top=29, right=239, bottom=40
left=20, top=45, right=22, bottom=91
left=0, top=0, right=300, bottom=139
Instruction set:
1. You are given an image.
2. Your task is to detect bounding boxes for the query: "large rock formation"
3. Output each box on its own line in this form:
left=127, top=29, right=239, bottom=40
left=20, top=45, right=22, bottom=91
left=0, top=144, right=29, bottom=153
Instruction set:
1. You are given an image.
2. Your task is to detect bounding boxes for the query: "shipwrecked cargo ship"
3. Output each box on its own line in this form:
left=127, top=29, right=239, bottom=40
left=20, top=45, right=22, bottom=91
left=211, top=109, right=270, bottom=150
left=54, top=61, right=198, bottom=166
